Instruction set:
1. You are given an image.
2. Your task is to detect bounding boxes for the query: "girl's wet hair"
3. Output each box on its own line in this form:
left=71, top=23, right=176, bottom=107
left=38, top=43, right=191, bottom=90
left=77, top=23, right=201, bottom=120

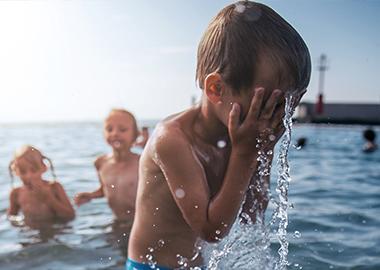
left=9, top=145, right=57, bottom=187
left=196, top=1, right=311, bottom=94
left=108, top=108, right=139, bottom=141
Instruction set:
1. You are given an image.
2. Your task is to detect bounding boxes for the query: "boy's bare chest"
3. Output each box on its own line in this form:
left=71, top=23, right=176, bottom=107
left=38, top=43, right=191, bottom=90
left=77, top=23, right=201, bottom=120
left=99, top=162, right=138, bottom=189
left=193, top=144, right=230, bottom=196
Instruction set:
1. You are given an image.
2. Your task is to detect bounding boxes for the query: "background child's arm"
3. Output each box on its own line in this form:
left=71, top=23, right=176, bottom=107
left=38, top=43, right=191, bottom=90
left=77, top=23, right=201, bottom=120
left=48, top=182, right=75, bottom=220
left=7, top=188, right=20, bottom=216
left=74, top=155, right=105, bottom=206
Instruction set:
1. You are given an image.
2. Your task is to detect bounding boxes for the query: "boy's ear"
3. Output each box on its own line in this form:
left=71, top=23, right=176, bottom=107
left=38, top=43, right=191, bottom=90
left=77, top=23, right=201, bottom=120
left=204, top=73, right=224, bottom=104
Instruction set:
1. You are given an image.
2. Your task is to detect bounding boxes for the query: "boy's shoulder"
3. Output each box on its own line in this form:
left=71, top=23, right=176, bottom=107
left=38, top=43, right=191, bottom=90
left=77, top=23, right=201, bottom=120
left=153, top=109, right=197, bottom=156
left=94, top=154, right=110, bottom=169
left=9, top=187, right=21, bottom=199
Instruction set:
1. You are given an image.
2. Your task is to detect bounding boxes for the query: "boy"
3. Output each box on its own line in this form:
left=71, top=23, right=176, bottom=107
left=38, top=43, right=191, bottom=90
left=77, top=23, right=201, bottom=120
left=74, top=109, right=140, bottom=222
left=128, top=1, right=311, bottom=269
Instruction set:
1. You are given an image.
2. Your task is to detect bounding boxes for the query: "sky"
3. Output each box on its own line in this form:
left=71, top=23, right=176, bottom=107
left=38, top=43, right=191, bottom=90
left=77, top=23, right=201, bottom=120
left=0, top=0, right=379, bottom=123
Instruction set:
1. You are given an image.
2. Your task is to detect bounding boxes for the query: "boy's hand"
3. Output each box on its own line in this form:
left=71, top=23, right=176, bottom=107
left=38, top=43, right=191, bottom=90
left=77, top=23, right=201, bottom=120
left=74, top=192, right=93, bottom=206
left=228, top=87, right=284, bottom=157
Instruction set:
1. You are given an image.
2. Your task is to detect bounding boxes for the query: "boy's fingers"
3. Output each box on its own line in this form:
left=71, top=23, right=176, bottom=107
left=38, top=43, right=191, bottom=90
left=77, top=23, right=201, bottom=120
left=260, top=89, right=282, bottom=119
left=245, top=87, right=264, bottom=123
left=228, top=103, right=240, bottom=132
left=271, top=103, right=285, bottom=129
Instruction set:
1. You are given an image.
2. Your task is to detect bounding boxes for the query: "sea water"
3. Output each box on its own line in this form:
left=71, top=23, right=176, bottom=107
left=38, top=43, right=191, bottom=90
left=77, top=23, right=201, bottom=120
left=0, top=121, right=379, bottom=269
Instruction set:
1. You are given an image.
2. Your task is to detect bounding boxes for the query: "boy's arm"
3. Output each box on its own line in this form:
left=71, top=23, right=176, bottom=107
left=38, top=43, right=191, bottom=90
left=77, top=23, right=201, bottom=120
left=155, top=88, right=283, bottom=242
left=7, top=188, right=20, bottom=216
left=74, top=156, right=105, bottom=206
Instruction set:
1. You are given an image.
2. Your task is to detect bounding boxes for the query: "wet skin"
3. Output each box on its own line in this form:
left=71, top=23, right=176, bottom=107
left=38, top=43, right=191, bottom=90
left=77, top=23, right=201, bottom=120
left=74, top=111, right=139, bottom=222
left=8, top=158, right=75, bottom=224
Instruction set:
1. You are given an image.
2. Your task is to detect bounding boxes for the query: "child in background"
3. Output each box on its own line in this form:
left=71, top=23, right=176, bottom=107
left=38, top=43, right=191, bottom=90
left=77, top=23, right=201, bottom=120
left=74, top=109, right=140, bottom=222
left=128, top=1, right=311, bottom=269
left=362, top=128, right=378, bottom=153
left=7, top=145, right=75, bottom=226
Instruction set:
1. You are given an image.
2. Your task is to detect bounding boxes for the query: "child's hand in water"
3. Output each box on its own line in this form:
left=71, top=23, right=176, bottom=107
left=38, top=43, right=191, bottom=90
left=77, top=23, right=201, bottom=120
left=228, top=87, right=284, bottom=156
left=74, top=192, right=93, bottom=206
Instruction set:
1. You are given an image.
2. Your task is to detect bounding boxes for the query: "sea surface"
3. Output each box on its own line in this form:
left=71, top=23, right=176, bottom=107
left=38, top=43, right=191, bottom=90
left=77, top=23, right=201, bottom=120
left=0, top=122, right=379, bottom=270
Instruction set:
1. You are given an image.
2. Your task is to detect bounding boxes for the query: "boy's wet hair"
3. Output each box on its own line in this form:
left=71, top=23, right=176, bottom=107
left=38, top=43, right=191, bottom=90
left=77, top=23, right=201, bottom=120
left=108, top=109, right=139, bottom=141
left=9, top=145, right=56, bottom=187
left=196, top=1, right=311, bottom=94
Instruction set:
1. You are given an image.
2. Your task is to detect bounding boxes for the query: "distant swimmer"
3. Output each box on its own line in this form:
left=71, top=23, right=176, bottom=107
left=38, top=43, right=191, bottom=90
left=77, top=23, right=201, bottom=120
left=362, top=128, right=378, bottom=153
left=296, top=137, right=307, bottom=149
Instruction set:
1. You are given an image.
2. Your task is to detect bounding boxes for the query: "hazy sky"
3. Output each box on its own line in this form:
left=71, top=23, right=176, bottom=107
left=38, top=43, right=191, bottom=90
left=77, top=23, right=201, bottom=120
left=0, top=0, right=379, bottom=123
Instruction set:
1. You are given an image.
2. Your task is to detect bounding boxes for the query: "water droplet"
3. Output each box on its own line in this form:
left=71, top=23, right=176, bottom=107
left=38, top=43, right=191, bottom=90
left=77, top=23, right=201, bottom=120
left=266, top=150, right=273, bottom=155
left=217, top=140, right=226, bottom=148
left=176, top=254, right=188, bottom=267
left=155, top=207, right=159, bottom=211
left=148, top=247, right=154, bottom=252
left=194, top=205, right=199, bottom=209
left=146, top=254, right=153, bottom=260
left=111, top=184, right=115, bottom=188
left=175, top=188, right=185, bottom=199
left=215, top=230, right=221, bottom=235
left=269, top=134, right=276, bottom=141
left=157, top=239, right=165, bottom=247
left=234, top=3, right=246, bottom=13
left=293, top=144, right=302, bottom=150
left=123, top=233, right=126, bottom=236
left=108, top=257, right=112, bottom=260
left=293, top=231, right=301, bottom=238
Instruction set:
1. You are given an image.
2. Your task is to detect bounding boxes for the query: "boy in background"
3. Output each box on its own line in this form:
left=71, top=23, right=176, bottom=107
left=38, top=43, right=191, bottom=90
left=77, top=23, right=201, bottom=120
left=74, top=109, right=140, bottom=222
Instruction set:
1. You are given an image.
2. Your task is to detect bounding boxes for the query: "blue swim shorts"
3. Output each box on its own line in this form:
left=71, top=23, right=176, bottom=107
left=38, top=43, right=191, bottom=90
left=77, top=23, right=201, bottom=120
left=126, top=258, right=206, bottom=270
left=126, top=258, right=172, bottom=270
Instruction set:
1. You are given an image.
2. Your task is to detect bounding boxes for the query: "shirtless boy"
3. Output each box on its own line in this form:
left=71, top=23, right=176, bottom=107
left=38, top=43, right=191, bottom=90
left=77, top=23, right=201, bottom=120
left=74, top=109, right=140, bottom=222
left=128, top=1, right=311, bottom=269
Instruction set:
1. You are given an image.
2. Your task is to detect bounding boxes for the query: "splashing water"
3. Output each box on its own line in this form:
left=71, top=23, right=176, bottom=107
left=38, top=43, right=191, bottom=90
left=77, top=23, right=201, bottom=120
left=272, top=94, right=297, bottom=270
left=205, top=94, right=298, bottom=270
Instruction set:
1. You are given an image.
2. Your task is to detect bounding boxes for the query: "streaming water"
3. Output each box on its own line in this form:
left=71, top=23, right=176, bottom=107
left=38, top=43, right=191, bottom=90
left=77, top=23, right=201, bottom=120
left=273, top=94, right=297, bottom=270
left=206, top=94, right=297, bottom=270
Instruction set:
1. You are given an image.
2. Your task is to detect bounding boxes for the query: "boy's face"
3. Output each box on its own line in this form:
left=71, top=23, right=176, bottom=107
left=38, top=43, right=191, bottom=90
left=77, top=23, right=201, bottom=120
left=104, top=112, right=137, bottom=150
left=222, top=59, right=305, bottom=124
left=14, top=158, right=45, bottom=188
